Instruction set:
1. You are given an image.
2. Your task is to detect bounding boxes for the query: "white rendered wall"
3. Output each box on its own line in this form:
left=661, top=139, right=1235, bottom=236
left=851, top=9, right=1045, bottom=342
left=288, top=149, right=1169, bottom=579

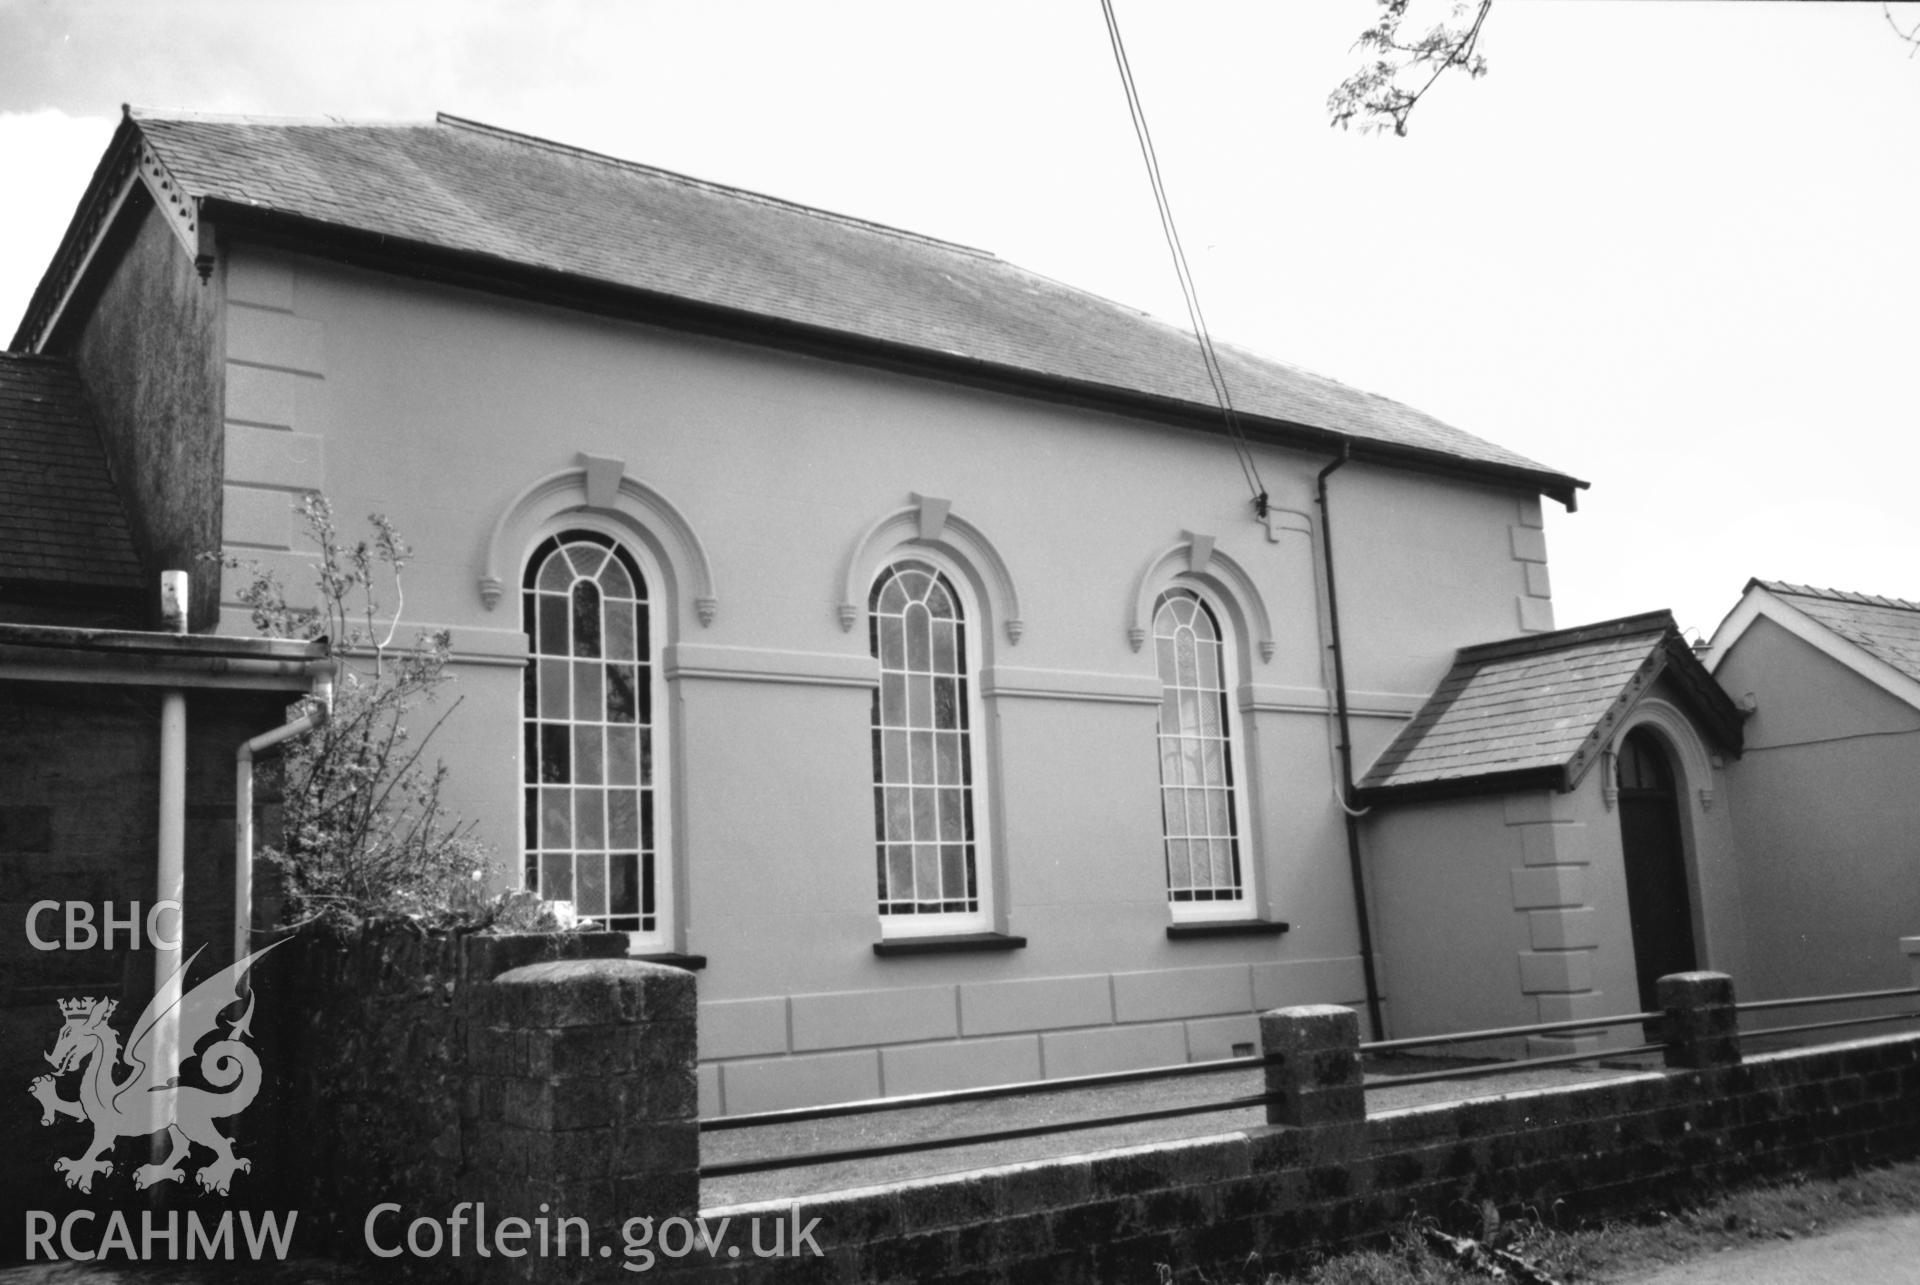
left=212, top=244, right=1559, bottom=1110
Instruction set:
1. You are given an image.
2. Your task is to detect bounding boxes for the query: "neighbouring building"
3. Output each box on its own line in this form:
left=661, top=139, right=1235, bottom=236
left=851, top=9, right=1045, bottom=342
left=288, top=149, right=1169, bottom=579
left=1704, top=580, right=1920, bottom=1008
left=1, top=350, right=330, bottom=1222
left=9, top=107, right=1615, bottom=1114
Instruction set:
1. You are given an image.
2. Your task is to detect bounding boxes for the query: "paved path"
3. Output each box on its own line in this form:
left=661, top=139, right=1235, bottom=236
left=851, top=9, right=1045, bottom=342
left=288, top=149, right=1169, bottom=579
left=1615, top=1211, right=1920, bottom=1284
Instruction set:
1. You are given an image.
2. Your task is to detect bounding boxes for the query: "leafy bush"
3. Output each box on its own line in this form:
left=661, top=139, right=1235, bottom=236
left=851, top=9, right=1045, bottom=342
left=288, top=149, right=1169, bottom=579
left=217, top=494, right=503, bottom=929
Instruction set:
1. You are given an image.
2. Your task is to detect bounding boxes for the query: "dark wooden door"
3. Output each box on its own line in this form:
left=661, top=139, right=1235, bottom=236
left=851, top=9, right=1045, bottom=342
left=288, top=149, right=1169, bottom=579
left=1617, top=728, right=1698, bottom=1013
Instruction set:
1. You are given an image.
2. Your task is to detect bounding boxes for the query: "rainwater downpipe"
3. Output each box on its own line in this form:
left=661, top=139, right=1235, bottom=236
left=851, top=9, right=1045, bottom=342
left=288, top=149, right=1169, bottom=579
left=155, top=573, right=190, bottom=1115
left=235, top=665, right=334, bottom=964
left=1314, top=449, right=1386, bottom=1042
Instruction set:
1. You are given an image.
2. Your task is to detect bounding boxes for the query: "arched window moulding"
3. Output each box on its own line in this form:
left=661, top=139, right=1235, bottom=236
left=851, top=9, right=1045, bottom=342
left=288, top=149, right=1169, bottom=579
left=1608, top=697, right=1718, bottom=813
left=479, top=454, right=717, bottom=627
left=839, top=493, right=1023, bottom=645
left=1128, top=532, right=1275, bottom=663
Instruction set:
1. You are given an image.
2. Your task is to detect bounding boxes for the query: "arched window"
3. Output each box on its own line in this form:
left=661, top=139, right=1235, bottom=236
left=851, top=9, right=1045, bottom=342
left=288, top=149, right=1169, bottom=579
left=522, top=531, right=662, bottom=940
left=1153, top=587, right=1249, bottom=914
left=869, top=558, right=987, bottom=930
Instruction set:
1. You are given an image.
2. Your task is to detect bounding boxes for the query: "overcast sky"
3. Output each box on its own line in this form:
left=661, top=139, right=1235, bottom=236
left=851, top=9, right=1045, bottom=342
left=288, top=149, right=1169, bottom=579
left=2, top=0, right=1915, bottom=640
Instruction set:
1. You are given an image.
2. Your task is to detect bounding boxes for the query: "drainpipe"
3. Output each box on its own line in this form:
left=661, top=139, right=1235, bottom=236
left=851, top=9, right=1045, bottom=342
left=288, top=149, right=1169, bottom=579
left=154, top=572, right=189, bottom=1164
left=235, top=665, right=334, bottom=963
left=1315, top=450, right=1386, bottom=1042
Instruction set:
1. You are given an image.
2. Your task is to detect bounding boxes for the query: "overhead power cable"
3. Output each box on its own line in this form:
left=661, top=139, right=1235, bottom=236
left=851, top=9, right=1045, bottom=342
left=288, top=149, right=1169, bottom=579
left=1098, top=0, right=1268, bottom=516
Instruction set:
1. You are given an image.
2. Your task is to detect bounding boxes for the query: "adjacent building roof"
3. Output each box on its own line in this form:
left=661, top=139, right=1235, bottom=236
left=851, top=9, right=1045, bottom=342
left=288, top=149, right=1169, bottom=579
left=1703, top=579, right=1920, bottom=712
left=1358, top=611, right=1744, bottom=802
left=0, top=352, right=143, bottom=594
left=16, top=108, right=1585, bottom=506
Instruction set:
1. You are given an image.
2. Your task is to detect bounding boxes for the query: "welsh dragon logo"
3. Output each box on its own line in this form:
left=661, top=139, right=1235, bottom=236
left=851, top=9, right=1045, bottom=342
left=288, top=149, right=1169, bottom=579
left=28, top=941, right=280, bottom=1195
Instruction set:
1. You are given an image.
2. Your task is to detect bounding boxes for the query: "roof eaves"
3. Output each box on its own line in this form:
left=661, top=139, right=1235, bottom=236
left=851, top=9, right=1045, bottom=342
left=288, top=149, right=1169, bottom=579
left=1356, top=764, right=1568, bottom=807
left=0, top=623, right=331, bottom=692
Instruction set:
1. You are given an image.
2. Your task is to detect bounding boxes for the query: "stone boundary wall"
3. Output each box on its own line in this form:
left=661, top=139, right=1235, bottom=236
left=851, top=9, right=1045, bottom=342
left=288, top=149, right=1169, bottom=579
left=249, top=925, right=665, bottom=1259
left=683, top=978, right=1920, bottom=1283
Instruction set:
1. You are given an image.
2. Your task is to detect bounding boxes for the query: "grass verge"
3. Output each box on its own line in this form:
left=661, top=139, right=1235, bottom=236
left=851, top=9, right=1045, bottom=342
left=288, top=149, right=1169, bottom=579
left=1208, top=1157, right=1920, bottom=1284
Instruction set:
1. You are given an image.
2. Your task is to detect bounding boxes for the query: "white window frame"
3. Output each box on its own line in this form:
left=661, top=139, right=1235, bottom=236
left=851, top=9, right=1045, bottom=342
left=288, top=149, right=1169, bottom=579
left=867, top=550, right=995, bottom=939
left=520, top=522, right=673, bottom=953
left=1152, top=580, right=1258, bottom=923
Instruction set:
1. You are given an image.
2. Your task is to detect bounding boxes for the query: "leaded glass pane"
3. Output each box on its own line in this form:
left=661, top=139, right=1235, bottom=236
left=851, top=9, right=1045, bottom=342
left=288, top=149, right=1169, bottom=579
left=575, top=790, right=605, bottom=848
left=880, top=617, right=905, bottom=671
left=538, top=595, right=569, bottom=656
left=905, top=604, right=931, bottom=671
left=925, top=581, right=954, bottom=619
left=572, top=661, right=603, bottom=722
left=910, top=731, right=934, bottom=783
left=607, top=607, right=635, bottom=661
left=571, top=545, right=608, bottom=579
left=600, top=555, right=633, bottom=600
left=605, top=665, right=636, bottom=723
left=541, top=853, right=572, bottom=904
left=610, top=858, right=638, bottom=917
left=609, top=791, right=638, bottom=848
left=574, top=725, right=603, bottom=785
left=541, top=788, right=570, bottom=848
left=609, top=726, right=636, bottom=783
left=886, top=787, right=911, bottom=841
left=936, top=733, right=959, bottom=785
left=913, top=845, right=939, bottom=898
left=576, top=856, right=607, bottom=917
left=941, top=846, right=966, bottom=898
left=538, top=659, right=568, bottom=719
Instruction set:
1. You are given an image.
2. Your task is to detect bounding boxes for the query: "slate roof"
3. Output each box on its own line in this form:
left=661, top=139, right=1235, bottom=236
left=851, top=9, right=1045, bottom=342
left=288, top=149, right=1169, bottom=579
left=1358, top=612, right=1744, bottom=801
left=1751, top=581, right=1920, bottom=687
left=22, top=109, right=1581, bottom=500
left=0, top=353, right=143, bottom=591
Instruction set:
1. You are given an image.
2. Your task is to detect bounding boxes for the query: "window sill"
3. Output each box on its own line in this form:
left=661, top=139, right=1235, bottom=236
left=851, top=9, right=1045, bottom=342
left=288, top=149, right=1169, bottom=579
left=636, top=952, right=708, bottom=971
left=873, top=932, right=1027, bottom=958
left=1165, top=919, right=1290, bottom=941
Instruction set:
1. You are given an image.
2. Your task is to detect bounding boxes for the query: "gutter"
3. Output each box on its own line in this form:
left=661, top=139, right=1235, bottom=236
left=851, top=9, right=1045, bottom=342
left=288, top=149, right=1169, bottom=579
left=1315, top=450, right=1386, bottom=1042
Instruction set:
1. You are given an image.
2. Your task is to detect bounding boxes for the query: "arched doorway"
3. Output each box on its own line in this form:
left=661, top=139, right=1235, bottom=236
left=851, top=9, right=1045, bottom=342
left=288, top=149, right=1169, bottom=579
left=1617, top=727, right=1698, bottom=1012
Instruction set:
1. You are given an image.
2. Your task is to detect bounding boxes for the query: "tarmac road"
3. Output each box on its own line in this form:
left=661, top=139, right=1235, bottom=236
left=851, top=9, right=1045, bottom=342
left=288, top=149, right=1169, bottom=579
left=1615, top=1211, right=1920, bottom=1284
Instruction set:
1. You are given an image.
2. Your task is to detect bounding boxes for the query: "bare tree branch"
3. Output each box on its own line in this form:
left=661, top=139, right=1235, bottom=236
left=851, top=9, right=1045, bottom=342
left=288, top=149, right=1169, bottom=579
left=1329, top=0, right=1494, bottom=136
left=1889, top=3, right=1920, bottom=58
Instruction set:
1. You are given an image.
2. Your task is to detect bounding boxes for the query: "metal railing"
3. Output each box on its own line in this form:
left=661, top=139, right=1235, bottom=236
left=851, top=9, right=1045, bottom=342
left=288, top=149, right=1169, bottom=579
left=698, top=981, right=1920, bottom=1180
left=1735, top=984, right=1920, bottom=1045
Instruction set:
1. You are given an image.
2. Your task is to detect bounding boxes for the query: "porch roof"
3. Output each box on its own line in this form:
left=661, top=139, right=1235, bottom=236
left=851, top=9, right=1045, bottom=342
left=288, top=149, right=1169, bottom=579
left=1357, top=611, right=1745, bottom=803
